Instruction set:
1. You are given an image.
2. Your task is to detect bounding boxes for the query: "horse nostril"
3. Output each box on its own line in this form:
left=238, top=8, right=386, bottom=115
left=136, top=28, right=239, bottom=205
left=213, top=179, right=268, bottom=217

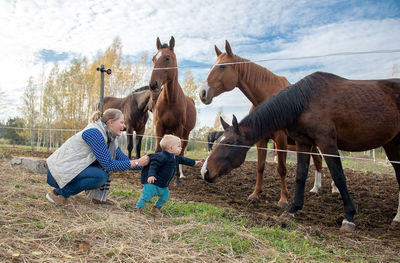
left=201, top=89, right=206, bottom=99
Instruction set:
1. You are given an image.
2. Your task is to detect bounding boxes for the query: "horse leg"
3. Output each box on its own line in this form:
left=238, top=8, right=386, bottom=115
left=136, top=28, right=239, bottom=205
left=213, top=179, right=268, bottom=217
left=318, top=144, right=356, bottom=231
left=382, top=134, right=400, bottom=229
left=309, top=147, right=322, bottom=193
left=154, top=123, right=164, bottom=153
left=248, top=139, right=267, bottom=201
left=284, top=143, right=311, bottom=218
left=273, top=141, right=278, bottom=162
left=173, top=127, right=186, bottom=187
left=127, top=128, right=134, bottom=159
left=275, top=133, right=289, bottom=208
left=135, top=127, right=145, bottom=158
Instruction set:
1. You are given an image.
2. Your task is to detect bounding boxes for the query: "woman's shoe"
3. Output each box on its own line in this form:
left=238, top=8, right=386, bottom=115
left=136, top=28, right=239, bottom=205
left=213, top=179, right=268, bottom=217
left=46, top=190, right=70, bottom=205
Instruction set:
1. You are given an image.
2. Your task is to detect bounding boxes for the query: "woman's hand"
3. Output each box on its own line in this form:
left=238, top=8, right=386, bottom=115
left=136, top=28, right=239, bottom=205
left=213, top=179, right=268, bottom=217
left=147, top=176, right=156, bottom=184
left=137, top=155, right=150, bottom=166
left=130, top=155, right=150, bottom=168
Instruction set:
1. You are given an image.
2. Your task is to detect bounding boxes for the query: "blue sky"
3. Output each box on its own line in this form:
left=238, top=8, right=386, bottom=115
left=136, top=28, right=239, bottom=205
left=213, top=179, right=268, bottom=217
left=1, top=0, right=400, bottom=127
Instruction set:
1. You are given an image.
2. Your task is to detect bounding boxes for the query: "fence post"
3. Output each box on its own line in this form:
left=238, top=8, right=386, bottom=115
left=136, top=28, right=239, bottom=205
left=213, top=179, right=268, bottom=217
left=96, top=65, right=112, bottom=114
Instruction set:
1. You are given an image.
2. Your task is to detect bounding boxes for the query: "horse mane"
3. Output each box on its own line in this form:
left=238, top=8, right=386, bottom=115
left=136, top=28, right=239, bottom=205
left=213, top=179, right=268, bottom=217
left=160, top=43, right=169, bottom=48
left=240, top=72, right=330, bottom=140
left=232, top=55, right=284, bottom=87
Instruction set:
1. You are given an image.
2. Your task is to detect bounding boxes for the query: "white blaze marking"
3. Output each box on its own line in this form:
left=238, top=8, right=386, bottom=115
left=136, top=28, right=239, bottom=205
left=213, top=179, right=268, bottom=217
left=201, top=58, right=221, bottom=95
left=156, top=51, right=163, bottom=62
left=201, top=157, right=209, bottom=179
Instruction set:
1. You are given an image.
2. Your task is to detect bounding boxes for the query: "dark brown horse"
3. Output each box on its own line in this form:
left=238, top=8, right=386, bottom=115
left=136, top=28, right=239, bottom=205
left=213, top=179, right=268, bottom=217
left=149, top=36, right=196, bottom=186
left=271, top=140, right=338, bottom=193
left=207, top=131, right=224, bottom=152
left=201, top=71, right=400, bottom=231
left=198, top=40, right=331, bottom=207
left=103, top=87, right=153, bottom=158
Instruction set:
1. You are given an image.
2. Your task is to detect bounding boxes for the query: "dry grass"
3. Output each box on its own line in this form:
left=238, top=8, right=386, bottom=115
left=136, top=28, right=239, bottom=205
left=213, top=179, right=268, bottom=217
left=0, top=156, right=280, bottom=263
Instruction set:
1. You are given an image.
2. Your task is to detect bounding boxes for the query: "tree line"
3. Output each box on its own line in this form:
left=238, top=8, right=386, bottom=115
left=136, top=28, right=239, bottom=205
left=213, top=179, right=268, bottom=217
left=0, top=37, right=224, bottom=152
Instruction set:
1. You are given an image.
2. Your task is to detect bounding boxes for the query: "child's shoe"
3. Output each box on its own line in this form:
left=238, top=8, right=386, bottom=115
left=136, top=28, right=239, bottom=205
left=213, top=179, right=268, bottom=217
left=150, top=206, right=162, bottom=218
left=133, top=208, right=144, bottom=216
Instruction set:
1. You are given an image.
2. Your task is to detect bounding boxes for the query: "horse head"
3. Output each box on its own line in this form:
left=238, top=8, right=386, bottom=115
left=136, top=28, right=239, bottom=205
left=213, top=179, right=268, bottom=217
left=199, top=40, right=240, bottom=105
left=201, top=115, right=250, bottom=183
left=149, top=36, right=177, bottom=93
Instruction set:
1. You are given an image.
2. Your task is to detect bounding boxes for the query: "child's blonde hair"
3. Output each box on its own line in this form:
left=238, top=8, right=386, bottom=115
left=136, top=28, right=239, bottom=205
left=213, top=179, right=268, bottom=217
left=159, top=134, right=181, bottom=150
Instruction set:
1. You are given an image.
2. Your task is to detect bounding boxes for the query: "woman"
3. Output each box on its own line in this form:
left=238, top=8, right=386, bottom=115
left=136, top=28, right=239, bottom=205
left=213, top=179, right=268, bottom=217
left=46, top=108, right=149, bottom=206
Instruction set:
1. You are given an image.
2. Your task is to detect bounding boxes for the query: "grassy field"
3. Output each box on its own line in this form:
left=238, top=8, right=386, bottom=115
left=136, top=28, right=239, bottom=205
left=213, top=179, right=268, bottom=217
left=0, top=150, right=397, bottom=262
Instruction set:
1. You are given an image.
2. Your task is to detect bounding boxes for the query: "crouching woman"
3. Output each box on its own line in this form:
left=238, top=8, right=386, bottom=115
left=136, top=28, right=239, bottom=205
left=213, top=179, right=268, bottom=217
left=46, top=108, right=149, bottom=206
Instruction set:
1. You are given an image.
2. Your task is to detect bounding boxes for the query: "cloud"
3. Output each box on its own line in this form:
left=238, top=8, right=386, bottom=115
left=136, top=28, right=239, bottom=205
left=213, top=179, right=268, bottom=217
left=0, top=0, right=399, bottom=126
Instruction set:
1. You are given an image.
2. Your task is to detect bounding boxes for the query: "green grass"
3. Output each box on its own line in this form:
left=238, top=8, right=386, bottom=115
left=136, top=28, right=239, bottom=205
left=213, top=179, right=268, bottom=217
left=110, top=184, right=379, bottom=262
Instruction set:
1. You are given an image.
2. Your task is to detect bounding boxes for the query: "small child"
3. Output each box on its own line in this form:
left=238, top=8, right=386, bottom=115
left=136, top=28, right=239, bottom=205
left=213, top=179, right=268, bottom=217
left=134, top=134, right=203, bottom=217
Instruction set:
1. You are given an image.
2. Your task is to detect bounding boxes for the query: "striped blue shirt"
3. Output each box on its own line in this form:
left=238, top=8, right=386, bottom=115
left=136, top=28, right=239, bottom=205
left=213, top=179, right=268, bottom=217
left=82, top=128, right=142, bottom=171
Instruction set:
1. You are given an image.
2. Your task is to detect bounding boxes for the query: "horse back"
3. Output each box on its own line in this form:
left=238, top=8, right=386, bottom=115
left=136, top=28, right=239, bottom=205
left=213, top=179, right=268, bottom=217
left=299, top=73, right=400, bottom=151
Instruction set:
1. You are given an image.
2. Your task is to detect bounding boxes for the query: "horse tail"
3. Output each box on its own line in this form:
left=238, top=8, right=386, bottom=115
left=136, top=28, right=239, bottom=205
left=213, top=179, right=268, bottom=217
left=240, top=72, right=321, bottom=141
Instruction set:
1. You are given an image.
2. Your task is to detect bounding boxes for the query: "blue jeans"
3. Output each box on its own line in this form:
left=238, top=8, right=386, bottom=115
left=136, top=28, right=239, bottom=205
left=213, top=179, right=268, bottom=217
left=136, top=184, right=169, bottom=209
left=47, top=166, right=109, bottom=198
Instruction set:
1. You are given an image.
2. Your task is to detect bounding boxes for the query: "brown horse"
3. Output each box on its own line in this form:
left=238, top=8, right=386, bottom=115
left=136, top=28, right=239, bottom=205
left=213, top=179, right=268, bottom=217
left=149, top=36, right=196, bottom=186
left=198, top=40, right=332, bottom=207
left=103, top=86, right=153, bottom=159
left=201, top=71, right=400, bottom=231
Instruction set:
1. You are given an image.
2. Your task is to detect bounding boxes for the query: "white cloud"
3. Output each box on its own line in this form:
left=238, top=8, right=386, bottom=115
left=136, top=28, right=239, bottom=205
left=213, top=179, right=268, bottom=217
left=0, top=0, right=399, bottom=126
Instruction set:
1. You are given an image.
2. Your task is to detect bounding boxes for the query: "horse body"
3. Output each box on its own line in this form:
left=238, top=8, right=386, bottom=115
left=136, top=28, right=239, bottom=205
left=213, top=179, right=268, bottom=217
left=199, top=40, right=327, bottom=205
left=201, top=71, right=400, bottom=231
left=103, top=88, right=152, bottom=159
left=207, top=131, right=224, bottom=152
left=149, top=36, right=196, bottom=186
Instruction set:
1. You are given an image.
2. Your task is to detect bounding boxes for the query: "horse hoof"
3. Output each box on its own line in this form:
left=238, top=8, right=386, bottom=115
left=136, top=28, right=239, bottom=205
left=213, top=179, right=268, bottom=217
left=179, top=175, right=186, bottom=179
left=277, top=202, right=289, bottom=209
left=310, top=187, right=319, bottom=194
left=174, top=181, right=183, bottom=187
left=280, top=211, right=294, bottom=219
left=390, top=220, right=400, bottom=229
left=247, top=194, right=260, bottom=202
left=340, top=219, right=356, bottom=232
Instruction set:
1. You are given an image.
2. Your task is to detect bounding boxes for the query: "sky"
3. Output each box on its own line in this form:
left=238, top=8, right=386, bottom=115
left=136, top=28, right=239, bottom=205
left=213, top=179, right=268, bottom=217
left=1, top=0, right=400, bottom=128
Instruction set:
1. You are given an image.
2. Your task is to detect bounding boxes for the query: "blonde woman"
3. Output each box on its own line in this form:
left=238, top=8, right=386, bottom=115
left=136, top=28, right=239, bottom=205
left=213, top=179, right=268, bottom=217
left=46, top=108, right=149, bottom=206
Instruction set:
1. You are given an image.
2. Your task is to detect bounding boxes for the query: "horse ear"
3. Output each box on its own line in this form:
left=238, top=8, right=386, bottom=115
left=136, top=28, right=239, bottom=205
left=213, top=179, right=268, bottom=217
left=232, top=115, right=239, bottom=132
left=220, top=116, right=230, bottom=130
left=215, top=45, right=222, bottom=57
left=169, top=36, right=175, bottom=51
left=225, top=40, right=233, bottom=56
left=156, top=37, right=162, bottom=50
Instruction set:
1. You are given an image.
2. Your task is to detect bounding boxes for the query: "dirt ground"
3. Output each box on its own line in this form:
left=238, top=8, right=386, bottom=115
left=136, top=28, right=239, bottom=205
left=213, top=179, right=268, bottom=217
left=5, top=148, right=400, bottom=257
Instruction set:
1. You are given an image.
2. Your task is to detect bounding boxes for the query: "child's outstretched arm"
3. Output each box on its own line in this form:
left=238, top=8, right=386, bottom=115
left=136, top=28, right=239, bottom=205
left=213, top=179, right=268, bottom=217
left=195, top=160, right=203, bottom=167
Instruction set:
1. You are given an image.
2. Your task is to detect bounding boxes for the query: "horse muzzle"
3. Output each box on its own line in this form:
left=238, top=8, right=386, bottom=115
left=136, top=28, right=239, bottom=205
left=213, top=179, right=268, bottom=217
left=199, top=85, right=212, bottom=105
left=150, top=81, right=158, bottom=91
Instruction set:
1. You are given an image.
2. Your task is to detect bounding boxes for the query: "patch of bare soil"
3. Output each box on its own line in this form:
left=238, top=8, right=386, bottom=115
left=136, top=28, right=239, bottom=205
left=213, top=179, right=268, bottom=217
left=118, top=159, right=400, bottom=260
left=4, top=149, right=400, bottom=261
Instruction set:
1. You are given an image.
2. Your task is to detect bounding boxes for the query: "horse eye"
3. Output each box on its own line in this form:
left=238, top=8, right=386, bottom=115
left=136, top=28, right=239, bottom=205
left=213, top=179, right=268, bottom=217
left=219, top=65, right=226, bottom=69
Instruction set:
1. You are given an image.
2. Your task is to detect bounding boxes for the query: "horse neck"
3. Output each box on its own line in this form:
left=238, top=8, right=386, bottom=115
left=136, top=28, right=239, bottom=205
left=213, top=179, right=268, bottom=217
left=163, top=73, right=184, bottom=104
left=235, top=61, right=289, bottom=106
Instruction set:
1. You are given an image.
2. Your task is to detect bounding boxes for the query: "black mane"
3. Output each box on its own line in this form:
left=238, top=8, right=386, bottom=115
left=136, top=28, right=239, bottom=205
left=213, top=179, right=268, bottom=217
left=240, top=72, right=332, bottom=141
